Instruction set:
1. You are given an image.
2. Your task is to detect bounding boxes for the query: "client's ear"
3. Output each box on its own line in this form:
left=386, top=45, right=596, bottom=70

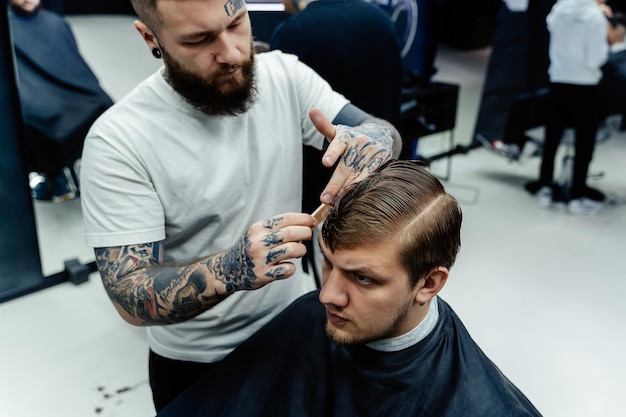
left=415, top=267, right=448, bottom=306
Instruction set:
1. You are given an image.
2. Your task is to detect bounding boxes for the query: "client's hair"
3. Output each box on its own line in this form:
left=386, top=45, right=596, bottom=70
left=321, top=160, right=462, bottom=287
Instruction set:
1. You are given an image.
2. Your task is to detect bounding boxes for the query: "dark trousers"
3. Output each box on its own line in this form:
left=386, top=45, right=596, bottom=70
left=149, top=350, right=217, bottom=413
left=539, top=83, right=600, bottom=199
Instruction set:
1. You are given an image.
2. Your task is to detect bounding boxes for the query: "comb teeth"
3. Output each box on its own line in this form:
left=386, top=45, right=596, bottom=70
left=312, top=203, right=330, bottom=225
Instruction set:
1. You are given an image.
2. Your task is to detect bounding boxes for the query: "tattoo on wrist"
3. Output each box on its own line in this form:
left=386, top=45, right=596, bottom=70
left=210, top=233, right=257, bottom=291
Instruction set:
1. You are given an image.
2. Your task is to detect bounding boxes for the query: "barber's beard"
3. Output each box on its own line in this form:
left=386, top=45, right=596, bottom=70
left=162, top=48, right=257, bottom=117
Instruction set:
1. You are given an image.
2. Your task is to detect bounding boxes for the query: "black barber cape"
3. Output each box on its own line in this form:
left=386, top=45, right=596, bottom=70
left=8, top=7, right=113, bottom=147
left=159, top=291, right=542, bottom=417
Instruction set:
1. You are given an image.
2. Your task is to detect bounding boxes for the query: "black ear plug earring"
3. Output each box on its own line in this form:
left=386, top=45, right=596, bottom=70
left=152, top=48, right=162, bottom=59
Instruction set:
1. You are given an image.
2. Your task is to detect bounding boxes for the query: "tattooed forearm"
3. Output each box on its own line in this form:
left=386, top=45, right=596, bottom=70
left=95, top=244, right=160, bottom=278
left=94, top=213, right=295, bottom=326
left=95, top=243, right=228, bottom=326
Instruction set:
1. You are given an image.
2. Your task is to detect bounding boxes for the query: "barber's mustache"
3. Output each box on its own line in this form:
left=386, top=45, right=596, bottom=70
left=215, top=62, right=246, bottom=76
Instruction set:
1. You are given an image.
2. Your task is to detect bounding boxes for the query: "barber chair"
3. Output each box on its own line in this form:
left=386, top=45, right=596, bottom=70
left=400, top=78, right=459, bottom=180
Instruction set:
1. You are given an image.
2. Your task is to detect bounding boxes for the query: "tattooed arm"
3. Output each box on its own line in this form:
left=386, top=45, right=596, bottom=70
left=310, top=104, right=402, bottom=205
left=95, top=213, right=317, bottom=326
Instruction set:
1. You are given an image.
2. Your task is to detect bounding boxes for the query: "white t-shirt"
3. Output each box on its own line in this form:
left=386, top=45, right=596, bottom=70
left=80, top=51, right=349, bottom=362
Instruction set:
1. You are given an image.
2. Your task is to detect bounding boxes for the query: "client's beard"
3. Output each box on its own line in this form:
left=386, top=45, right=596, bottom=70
left=163, top=48, right=257, bottom=117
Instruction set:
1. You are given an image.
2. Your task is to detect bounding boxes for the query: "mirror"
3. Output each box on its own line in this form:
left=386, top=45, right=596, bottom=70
left=33, top=13, right=161, bottom=276
left=3, top=1, right=293, bottom=287
left=5, top=3, right=161, bottom=279
left=0, top=8, right=44, bottom=301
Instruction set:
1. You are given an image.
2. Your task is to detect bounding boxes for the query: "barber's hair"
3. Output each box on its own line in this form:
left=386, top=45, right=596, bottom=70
left=321, top=160, right=462, bottom=287
left=130, top=0, right=162, bottom=32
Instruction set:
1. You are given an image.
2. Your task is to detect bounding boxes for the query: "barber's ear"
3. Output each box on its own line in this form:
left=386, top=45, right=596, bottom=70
left=415, top=267, right=448, bottom=306
left=133, top=20, right=159, bottom=50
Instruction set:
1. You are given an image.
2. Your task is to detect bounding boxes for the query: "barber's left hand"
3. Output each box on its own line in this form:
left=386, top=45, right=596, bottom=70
left=309, top=108, right=396, bottom=205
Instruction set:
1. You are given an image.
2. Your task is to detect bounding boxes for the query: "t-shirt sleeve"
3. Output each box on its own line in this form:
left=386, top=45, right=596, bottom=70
left=80, top=129, right=165, bottom=248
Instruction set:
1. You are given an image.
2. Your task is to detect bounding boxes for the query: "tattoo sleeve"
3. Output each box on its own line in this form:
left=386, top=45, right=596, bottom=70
left=95, top=242, right=234, bottom=326
left=94, top=212, right=301, bottom=325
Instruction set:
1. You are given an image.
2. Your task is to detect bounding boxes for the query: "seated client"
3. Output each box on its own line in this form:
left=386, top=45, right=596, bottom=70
left=158, top=159, right=543, bottom=417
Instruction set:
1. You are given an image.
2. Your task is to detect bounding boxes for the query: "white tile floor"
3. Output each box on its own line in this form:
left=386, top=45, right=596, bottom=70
left=1, top=14, right=625, bottom=417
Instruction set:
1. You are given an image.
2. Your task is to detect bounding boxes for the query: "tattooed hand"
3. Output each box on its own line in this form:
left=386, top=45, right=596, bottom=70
left=309, top=108, right=399, bottom=205
left=94, top=213, right=317, bottom=326
left=209, top=213, right=317, bottom=292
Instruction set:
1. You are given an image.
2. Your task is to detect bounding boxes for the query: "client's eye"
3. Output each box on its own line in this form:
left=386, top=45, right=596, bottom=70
left=355, top=274, right=373, bottom=285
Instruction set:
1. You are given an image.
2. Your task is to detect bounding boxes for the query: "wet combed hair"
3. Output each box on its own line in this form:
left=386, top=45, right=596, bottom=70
left=130, top=0, right=162, bottom=31
left=321, top=160, right=462, bottom=287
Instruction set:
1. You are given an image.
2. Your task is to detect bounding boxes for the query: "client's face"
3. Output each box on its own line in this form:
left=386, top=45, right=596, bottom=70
left=12, top=0, right=40, bottom=13
left=318, top=236, right=422, bottom=345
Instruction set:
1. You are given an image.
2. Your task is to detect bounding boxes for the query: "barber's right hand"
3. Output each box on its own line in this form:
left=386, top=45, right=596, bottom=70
left=215, top=213, right=317, bottom=292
